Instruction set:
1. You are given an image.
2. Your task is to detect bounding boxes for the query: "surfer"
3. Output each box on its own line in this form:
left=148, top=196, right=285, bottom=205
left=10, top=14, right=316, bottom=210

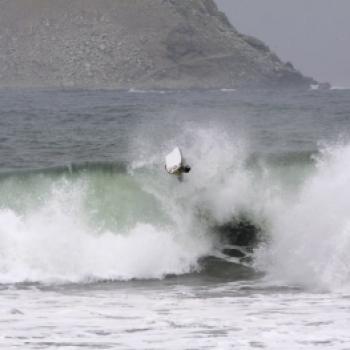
left=178, top=164, right=191, bottom=174
left=165, top=147, right=191, bottom=180
left=172, top=163, right=191, bottom=182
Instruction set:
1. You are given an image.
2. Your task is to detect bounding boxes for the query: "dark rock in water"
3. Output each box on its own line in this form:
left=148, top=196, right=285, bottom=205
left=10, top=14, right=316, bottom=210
left=198, top=256, right=260, bottom=281
left=240, top=256, right=253, bottom=264
left=214, top=218, right=261, bottom=247
left=222, top=248, right=246, bottom=258
left=0, top=0, right=315, bottom=89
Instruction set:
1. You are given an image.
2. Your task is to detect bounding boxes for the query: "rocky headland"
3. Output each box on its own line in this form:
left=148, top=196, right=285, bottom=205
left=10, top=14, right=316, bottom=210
left=0, top=0, right=315, bottom=89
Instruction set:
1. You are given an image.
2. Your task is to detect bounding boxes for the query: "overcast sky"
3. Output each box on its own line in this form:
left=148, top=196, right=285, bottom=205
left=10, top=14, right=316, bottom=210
left=215, top=0, right=350, bottom=87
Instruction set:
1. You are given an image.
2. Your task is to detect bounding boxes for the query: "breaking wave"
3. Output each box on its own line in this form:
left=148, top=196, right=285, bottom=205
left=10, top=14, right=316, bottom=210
left=1, top=127, right=350, bottom=290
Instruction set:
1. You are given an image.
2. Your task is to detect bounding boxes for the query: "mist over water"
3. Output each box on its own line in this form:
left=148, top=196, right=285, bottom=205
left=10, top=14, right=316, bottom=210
left=1, top=89, right=350, bottom=349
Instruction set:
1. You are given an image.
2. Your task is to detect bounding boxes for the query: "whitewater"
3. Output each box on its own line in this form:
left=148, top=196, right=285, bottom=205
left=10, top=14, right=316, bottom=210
left=0, top=88, right=350, bottom=349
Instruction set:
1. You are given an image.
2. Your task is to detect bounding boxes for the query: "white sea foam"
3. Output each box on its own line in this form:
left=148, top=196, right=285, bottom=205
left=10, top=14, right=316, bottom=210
left=256, top=143, right=350, bottom=290
left=1, top=284, right=349, bottom=350
left=0, top=177, right=210, bottom=284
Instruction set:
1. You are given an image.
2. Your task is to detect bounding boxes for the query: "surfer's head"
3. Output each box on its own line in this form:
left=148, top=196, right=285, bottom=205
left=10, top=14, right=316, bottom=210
left=182, top=165, right=191, bottom=173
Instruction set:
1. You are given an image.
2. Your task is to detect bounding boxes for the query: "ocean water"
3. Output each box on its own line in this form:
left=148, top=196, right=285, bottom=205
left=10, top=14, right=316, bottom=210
left=0, top=88, right=350, bottom=349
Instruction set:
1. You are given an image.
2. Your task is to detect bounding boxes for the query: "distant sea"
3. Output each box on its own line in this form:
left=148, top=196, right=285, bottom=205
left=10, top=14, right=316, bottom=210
left=0, top=88, right=350, bottom=349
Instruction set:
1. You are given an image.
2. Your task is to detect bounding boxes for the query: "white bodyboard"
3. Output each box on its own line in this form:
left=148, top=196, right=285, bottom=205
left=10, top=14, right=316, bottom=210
left=165, top=147, right=182, bottom=174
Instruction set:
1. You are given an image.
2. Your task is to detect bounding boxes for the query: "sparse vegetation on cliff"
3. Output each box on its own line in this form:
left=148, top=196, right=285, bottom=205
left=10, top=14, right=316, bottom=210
left=0, top=0, right=314, bottom=89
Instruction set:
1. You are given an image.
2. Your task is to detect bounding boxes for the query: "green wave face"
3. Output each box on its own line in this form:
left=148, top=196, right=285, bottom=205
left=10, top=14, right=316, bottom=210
left=0, top=167, right=169, bottom=234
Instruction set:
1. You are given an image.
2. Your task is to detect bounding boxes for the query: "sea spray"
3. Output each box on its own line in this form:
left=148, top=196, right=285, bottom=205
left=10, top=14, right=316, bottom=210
left=0, top=173, right=211, bottom=283
left=256, top=142, right=350, bottom=290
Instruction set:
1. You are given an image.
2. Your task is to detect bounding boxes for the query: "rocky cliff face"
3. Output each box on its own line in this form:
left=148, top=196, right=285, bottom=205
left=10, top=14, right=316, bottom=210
left=0, top=0, right=314, bottom=89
